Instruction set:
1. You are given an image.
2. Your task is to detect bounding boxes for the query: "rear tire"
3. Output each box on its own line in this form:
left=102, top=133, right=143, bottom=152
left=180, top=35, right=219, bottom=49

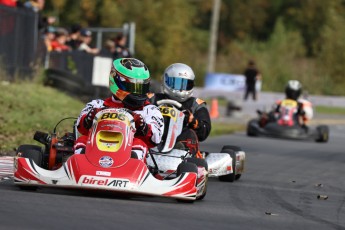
left=221, top=145, right=242, bottom=152
left=235, top=174, right=242, bottom=180
left=315, top=125, right=329, bottom=143
left=16, top=145, right=42, bottom=191
left=221, top=146, right=243, bottom=181
left=17, top=145, right=42, bottom=154
left=218, top=147, right=236, bottom=182
left=17, top=145, right=43, bottom=167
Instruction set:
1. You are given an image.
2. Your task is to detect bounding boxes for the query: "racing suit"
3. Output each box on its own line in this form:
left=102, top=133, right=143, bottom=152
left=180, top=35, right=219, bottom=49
left=276, top=98, right=312, bottom=126
left=149, top=93, right=211, bottom=156
left=260, top=98, right=308, bottom=128
left=74, top=96, right=164, bottom=160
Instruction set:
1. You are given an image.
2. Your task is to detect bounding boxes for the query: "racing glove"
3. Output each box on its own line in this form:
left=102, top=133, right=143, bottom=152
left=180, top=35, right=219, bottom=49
left=183, top=110, right=192, bottom=126
left=183, top=110, right=199, bottom=129
left=133, top=113, right=149, bottom=136
left=83, top=108, right=100, bottom=129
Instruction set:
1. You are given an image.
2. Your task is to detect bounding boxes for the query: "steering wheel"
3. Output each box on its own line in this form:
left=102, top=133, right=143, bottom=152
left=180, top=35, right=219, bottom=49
left=156, top=99, right=182, bottom=109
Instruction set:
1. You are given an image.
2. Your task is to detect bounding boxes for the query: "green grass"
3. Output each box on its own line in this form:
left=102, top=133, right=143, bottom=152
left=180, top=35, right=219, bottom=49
left=210, top=122, right=245, bottom=137
left=204, top=97, right=229, bottom=107
left=0, top=82, right=84, bottom=154
left=315, top=105, right=345, bottom=115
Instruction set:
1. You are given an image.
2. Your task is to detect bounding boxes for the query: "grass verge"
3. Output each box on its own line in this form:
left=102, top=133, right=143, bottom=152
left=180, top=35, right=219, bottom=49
left=0, top=82, right=84, bottom=155
left=315, top=105, right=345, bottom=115
left=204, top=97, right=228, bottom=107
left=210, top=122, right=245, bottom=137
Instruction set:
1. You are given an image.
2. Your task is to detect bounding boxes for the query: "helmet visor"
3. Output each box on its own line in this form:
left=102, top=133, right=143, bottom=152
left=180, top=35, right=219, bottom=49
left=165, top=75, right=194, bottom=91
left=114, top=72, right=150, bottom=95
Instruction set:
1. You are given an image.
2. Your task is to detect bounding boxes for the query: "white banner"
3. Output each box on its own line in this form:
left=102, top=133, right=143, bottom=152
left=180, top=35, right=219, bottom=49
left=204, top=73, right=261, bottom=92
left=92, top=56, right=113, bottom=87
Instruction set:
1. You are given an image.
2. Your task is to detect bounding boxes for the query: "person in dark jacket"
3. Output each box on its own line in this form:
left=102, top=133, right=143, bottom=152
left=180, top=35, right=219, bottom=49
left=149, top=63, right=211, bottom=156
left=66, top=24, right=81, bottom=50
left=243, top=60, right=261, bottom=101
left=113, top=33, right=131, bottom=59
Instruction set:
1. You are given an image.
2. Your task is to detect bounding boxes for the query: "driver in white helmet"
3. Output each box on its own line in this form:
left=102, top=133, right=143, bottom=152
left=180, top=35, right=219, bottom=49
left=261, top=80, right=310, bottom=128
left=149, top=63, right=211, bottom=157
left=278, top=80, right=310, bottom=125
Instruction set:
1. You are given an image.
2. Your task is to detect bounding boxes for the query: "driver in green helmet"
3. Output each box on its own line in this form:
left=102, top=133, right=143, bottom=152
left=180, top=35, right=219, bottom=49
left=74, top=58, right=164, bottom=160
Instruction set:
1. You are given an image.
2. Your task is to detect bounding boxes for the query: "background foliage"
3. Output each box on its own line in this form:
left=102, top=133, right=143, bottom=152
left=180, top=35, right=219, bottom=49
left=43, top=0, right=345, bottom=95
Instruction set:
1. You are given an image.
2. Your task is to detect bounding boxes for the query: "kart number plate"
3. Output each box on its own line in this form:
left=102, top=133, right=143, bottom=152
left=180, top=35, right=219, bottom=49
left=160, top=106, right=177, bottom=121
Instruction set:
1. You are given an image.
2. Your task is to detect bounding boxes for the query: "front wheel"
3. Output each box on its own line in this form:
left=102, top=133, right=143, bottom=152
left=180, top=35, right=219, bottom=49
left=176, top=162, right=198, bottom=176
left=185, top=158, right=208, bottom=200
left=176, top=162, right=198, bottom=203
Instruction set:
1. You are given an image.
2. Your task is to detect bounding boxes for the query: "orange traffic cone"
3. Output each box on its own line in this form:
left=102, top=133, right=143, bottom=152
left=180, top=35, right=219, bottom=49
left=209, top=98, right=219, bottom=119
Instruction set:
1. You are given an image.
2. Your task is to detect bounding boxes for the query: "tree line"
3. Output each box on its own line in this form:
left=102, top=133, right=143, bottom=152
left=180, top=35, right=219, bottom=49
left=44, top=0, right=345, bottom=95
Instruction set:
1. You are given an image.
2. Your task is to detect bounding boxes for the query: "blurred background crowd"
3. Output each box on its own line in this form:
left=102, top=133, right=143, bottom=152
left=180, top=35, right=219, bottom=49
left=0, top=0, right=131, bottom=60
left=1, top=0, right=345, bottom=96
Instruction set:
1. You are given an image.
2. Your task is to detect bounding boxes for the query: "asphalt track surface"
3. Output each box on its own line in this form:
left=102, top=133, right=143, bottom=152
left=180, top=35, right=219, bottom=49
left=0, top=125, right=344, bottom=230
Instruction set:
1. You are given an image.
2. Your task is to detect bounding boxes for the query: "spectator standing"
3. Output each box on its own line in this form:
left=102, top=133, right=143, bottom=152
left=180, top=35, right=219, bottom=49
left=78, top=29, right=99, bottom=55
left=113, top=33, right=131, bottom=59
left=23, top=0, right=44, bottom=12
left=243, top=60, right=261, bottom=101
left=99, top=39, right=116, bottom=58
left=23, top=0, right=55, bottom=32
left=66, top=24, right=81, bottom=50
left=51, top=28, right=70, bottom=52
left=43, top=26, right=56, bottom=52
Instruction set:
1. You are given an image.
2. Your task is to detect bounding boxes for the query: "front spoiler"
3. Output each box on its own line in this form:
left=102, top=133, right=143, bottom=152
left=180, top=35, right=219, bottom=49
left=14, top=154, right=197, bottom=200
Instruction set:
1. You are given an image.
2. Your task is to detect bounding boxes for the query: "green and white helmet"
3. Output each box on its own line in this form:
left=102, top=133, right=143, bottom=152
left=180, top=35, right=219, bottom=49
left=109, top=58, right=150, bottom=96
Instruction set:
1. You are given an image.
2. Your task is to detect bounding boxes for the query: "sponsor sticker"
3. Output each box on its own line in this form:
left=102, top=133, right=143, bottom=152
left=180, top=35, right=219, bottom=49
left=96, top=171, right=111, bottom=176
left=99, top=156, right=114, bottom=168
left=209, top=168, right=218, bottom=174
left=80, top=176, right=129, bottom=188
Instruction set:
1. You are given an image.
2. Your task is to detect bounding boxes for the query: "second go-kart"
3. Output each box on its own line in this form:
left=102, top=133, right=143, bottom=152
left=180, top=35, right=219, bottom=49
left=146, top=99, right=245, bottom=183
left=14, top=108, right=207, bottom=202
left=247, top=99, right=329, bottom=142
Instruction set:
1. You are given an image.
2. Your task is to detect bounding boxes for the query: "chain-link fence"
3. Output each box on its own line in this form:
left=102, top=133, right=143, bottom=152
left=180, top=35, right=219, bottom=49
left=0, top=5, right=38, bottom=79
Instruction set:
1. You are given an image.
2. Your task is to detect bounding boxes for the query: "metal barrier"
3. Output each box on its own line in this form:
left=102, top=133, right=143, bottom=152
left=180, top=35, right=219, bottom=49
left=48, top=51, right=94, bottom=84
left=0, top=5, right=38, bottom=78
left=88, top=22, right=136, bottom=55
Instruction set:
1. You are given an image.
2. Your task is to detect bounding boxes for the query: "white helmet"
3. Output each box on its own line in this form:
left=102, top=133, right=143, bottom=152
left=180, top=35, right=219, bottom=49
left=162, top=63, right=195, bottom=102
left=285, top=80, right=302, bottom=100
